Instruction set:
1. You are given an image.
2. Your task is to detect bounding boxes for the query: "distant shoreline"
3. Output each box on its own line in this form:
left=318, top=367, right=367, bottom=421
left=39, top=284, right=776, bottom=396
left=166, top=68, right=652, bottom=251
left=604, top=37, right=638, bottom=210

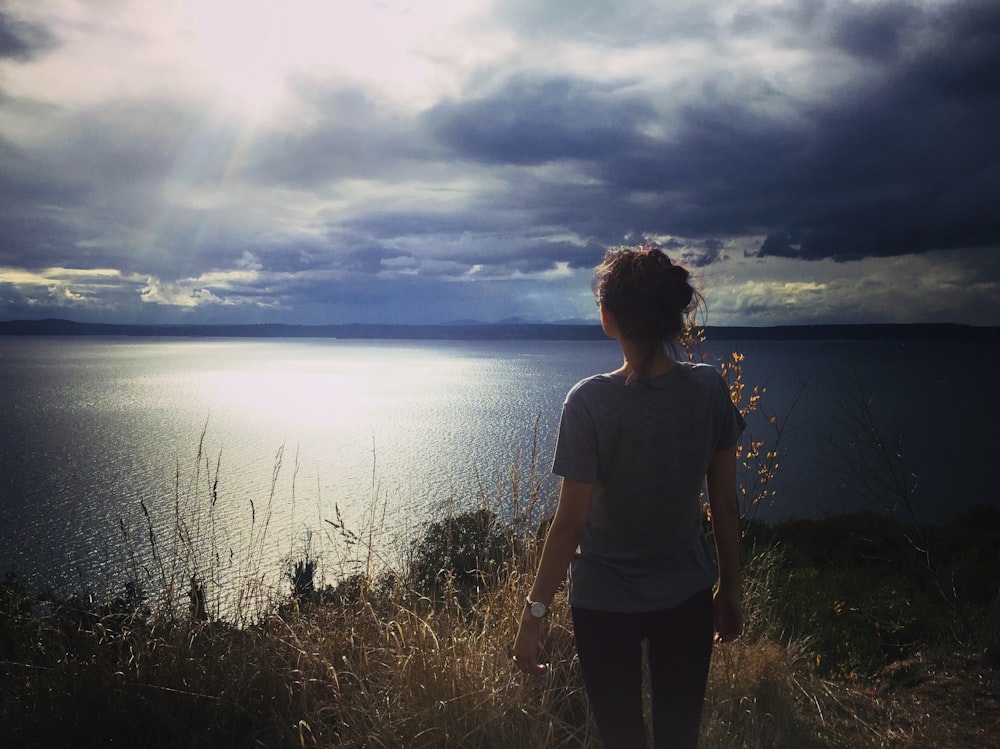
left=0, top=318, right=997, bottom=343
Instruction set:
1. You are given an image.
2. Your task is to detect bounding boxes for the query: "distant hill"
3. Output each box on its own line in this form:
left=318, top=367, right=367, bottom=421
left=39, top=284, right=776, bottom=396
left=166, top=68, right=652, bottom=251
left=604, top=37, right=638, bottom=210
left=704, top=323, right=998, bottom=343
left=0, top=319, right=607, bottom=341
left=0, top=318, right=996, bottom=343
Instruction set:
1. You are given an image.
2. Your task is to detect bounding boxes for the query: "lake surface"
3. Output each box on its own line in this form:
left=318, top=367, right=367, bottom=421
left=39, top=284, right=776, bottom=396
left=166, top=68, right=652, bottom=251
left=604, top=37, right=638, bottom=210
left=1, top=336, right=995, bottom=613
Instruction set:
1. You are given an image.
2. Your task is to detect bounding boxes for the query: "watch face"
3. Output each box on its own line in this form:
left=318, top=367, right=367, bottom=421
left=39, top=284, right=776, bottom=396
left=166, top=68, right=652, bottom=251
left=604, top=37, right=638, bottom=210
left=529, top=601, right=546, bottom=618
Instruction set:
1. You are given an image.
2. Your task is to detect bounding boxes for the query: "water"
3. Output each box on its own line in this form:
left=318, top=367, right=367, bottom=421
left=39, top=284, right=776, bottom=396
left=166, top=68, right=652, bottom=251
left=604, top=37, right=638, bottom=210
left=1, top=336, right=995, bottom=608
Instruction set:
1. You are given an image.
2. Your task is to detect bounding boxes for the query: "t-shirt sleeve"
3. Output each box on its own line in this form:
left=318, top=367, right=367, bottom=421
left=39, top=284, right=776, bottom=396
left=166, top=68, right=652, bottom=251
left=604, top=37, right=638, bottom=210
left=715, top=370, right=747, bottom=451
left=551, top=384, right=599, bottom=483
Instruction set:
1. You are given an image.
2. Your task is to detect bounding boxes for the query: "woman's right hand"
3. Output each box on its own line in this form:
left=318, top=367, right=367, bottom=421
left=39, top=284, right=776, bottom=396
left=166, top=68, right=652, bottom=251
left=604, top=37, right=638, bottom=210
left=713, top=585, right=743, bottom=643
left=512, top=609, right=547, bottom=674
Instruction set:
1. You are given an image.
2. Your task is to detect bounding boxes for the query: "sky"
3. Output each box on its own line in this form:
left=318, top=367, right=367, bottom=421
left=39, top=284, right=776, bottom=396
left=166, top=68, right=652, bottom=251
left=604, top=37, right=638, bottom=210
left=0, top=0, right=998, bottom=327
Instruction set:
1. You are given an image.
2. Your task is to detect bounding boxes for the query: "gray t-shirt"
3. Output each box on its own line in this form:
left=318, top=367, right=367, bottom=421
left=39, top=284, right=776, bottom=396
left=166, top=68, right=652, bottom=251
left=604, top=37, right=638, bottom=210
left=552, top=361, right=746, bottom=612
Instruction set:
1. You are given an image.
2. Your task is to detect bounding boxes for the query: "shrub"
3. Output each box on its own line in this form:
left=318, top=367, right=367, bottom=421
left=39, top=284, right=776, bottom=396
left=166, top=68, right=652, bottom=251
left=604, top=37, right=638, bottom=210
left=407, top=508, right=518, bottom=604
left=0, top=573, right=36, bottom=660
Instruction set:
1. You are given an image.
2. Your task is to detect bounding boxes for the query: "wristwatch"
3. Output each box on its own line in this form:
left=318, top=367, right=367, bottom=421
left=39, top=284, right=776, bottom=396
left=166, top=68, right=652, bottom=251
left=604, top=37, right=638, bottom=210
left=526, top=597, right=548, bottom=618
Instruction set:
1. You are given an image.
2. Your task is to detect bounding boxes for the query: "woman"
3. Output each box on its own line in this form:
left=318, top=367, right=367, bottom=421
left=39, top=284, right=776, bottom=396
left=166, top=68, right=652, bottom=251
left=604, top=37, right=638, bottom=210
left=512, top=245, right=745, bottom=749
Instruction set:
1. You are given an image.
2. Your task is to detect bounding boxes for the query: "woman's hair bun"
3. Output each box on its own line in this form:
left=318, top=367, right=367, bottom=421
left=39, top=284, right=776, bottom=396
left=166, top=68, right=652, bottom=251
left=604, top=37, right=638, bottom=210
left=592, top=244, right=698, bottom=342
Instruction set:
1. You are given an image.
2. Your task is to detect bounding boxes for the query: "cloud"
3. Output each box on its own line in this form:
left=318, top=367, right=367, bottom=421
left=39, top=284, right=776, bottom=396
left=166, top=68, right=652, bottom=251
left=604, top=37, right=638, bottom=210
left=496, top=0, right=715, bottom=44
left=427, top=76, right=652, bottom=166
left=427, top=0, right=1000, bottom=261
left=741, top=0, right=1000, bottom=259
left=702, top=246, right=1000, bottom=326
left=0, top=0, right=997, bottom=326
left=0, top=8, right=56, bottom=61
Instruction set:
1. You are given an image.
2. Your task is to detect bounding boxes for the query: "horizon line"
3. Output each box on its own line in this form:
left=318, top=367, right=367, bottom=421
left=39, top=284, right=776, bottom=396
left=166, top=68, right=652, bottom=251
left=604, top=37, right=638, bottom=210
left=1, top=318, right=996, bottom=343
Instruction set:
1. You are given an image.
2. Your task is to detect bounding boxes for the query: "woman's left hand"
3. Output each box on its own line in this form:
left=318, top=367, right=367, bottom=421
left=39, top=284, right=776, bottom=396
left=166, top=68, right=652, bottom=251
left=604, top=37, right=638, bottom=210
left=512, top=611, right=547, bottom=675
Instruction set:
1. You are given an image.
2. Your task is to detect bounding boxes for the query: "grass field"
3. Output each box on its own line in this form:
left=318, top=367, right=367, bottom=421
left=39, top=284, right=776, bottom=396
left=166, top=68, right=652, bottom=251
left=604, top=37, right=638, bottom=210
left=2, top=496, right=997, bottom=748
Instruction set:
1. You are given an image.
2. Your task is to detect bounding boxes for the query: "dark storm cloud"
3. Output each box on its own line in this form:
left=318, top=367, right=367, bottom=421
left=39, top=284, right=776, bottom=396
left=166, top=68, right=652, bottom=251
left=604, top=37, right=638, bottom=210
left=0, top=9, right=56, bottom=61
left=427, top=76, right=651, bottom=166
left=0, top=133, right=89, bottom=268
left=431, top=1, right=1000, bottom=262
left=340, top=210, right=508, bottom=241
left=497, top=0, right=715, bottom=43
left=248, top=85, right=422, bottom=186
left=519, top=240, right=605, bottom=271
left=338, top=245, right=413, bottom=274
left=827, top=1, right=912, bottom=60
left=337, top=204, right=605, bottom=276
left=749, top=0, right=1000, bottom=260
left=2, top=0, right=996, bottom=327
left=0, top=92, right=301, bottom=278
left=1, top=98, right=194, bottom=264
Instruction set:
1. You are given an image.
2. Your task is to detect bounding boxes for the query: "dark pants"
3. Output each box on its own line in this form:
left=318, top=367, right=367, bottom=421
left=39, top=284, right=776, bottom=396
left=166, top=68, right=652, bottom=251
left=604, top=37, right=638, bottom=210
left=571, top=588, right=714, bottom=749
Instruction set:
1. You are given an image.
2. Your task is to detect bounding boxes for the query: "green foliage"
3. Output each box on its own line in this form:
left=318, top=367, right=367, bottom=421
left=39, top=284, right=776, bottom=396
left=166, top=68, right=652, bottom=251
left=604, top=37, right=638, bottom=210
left=766, top=512, right=906, bottom=568
left=757, top=511, right=1000, bottom=679
left=777, top=564, right=949, bottom=678
left=288, top=555, right=317, bottom=602
left=4, top=504, right=997, bottom=747
left=943, top=504, right=1000, bottom=608
left=408, top=508, right=518, bottom=603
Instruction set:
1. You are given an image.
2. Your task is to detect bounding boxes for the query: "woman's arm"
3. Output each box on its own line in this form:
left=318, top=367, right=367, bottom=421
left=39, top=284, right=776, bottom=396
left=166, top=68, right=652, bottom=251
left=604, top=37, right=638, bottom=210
left=512, top=477, right=592, bottom=673
left=706, top=447, right=743, bottom=641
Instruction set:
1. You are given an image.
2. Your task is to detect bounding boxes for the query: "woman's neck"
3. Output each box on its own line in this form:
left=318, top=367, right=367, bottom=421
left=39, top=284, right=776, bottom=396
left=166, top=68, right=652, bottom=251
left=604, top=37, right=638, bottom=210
left=612, top=340, right=676, bottom=380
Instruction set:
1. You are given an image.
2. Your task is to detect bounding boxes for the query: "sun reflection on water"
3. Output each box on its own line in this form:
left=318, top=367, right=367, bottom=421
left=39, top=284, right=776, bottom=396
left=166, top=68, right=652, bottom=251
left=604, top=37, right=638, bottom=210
left=1, top=338, right=619, bottom=606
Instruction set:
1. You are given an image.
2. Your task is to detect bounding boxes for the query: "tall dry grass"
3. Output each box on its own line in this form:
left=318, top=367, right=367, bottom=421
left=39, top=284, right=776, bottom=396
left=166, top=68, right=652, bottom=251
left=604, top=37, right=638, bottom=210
left=1, top=456, right=897, bottom=748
